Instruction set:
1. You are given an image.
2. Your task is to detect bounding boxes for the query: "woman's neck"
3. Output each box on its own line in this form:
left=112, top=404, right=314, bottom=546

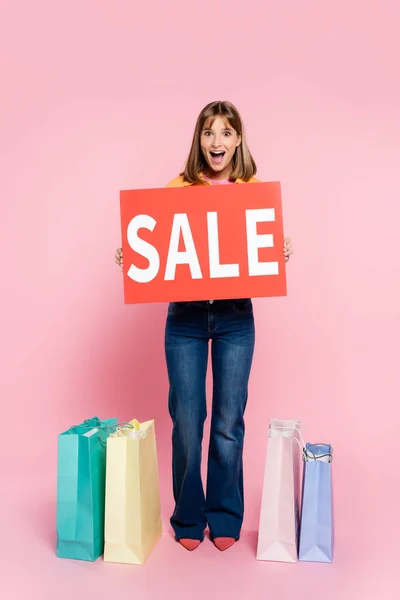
left=203, top=168, right=233, bottom=182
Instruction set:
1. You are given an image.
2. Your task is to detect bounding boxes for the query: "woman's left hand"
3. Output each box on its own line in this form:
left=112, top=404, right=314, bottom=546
left=284, top=237, right=294, bottom=262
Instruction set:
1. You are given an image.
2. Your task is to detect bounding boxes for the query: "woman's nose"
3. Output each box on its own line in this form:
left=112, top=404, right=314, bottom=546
left=211, top=136, right=223, bottom=148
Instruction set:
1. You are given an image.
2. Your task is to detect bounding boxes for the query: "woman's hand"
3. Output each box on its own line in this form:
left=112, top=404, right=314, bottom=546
left=115, top=247, right=123, bottom=270
left=284, top=237, right=294, bottom=262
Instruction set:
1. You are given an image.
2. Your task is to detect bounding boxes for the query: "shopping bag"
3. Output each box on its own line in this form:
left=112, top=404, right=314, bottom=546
left=256, top=419, right=302, bottom=563
left=104, top=419, right=162, bottom=565
left=56, top=416, right=118, bottom=561
left=299, top=443, right=334, bottom=562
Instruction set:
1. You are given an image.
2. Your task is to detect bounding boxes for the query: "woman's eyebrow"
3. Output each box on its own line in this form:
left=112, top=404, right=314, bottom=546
left=204, top=127, right=233, bottom=131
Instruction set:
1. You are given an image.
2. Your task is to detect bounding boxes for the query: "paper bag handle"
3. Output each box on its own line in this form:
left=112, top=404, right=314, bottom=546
left=67, top=419, right=116, bottom=435
left=111, top=422, right=147, bottom=439
left=268, top=422, right=305, bottom=449
left=303, top=444, right=333, bottom=463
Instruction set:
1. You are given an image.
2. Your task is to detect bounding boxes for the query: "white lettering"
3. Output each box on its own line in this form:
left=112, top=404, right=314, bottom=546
left=127, top=215, right=160, bottom=283
left=246, top=209, right=279, bottom=276
left=207, top=212, right=240, bottom=278
left=164, top=214, right=203, bottom=280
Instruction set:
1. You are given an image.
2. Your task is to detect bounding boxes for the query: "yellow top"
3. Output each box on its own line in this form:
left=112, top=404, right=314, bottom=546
left=166, top=174, right=260, bottom=187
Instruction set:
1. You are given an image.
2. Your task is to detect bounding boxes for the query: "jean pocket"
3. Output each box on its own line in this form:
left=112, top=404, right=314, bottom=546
left=231, top=298, right=253, bottom=315
left=168, top=301, right=189, bottom=316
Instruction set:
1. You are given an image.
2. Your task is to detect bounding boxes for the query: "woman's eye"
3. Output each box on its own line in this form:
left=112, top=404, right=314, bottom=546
left=224, top=131, right=231, bottom=137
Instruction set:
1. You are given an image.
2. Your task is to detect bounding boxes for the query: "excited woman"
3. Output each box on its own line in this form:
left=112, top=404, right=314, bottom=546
left=115, top=101, right=293, bottom=552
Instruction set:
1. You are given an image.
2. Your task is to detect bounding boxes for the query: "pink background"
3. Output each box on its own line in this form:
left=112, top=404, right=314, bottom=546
left=1, top=1, right=399, bottom=598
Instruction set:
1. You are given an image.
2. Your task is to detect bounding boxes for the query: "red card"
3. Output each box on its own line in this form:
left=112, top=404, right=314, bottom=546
left=120, top=182, right=287, bottom=304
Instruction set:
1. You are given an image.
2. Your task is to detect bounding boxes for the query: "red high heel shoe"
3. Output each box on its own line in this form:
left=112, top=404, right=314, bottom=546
left=213, top=537, right=236, bottom=551
left=178, top=538, right=202, bottom=551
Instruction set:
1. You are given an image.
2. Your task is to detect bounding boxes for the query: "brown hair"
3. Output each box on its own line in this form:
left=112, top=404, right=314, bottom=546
left=181, top=101, right=257, bottom=184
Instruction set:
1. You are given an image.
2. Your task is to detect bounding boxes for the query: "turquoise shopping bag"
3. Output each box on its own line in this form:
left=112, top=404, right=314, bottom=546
left=56, top=416, right=118, bottom=561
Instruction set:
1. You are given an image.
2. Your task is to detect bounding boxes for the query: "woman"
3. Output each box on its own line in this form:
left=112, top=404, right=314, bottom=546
left=115, top=101, right=294, bottom=552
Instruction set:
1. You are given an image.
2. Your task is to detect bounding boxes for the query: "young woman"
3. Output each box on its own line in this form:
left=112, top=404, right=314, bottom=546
left=115, top=101, right=294, bottom=552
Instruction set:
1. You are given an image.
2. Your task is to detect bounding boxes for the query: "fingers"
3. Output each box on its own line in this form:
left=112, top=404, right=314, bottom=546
left=283, top=237, right=294, bottom=262
left=115, top=247, right=123, bottom=270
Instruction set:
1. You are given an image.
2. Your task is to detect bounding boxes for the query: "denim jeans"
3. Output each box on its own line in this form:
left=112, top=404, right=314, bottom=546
left=164, top=299, right=255, bottom=541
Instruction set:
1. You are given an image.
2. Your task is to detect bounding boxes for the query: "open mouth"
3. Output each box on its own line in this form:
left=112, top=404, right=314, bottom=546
left=210, top=151, right=225, bottom=164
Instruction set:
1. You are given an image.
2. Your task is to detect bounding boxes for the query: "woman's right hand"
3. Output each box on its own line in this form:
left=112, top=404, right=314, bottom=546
left=115, top=247, right=123, bottom=270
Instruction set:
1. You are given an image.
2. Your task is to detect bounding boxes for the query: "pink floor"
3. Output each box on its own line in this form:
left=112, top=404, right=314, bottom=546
left=3, top=471, right=397, bottom=600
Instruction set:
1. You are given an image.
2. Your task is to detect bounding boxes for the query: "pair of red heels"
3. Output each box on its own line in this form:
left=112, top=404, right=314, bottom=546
left=179, top=537, right=235, bottom=552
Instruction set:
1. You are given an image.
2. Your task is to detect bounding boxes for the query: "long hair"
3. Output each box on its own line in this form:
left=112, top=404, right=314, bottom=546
left=181, top=101, right=257, bottom=184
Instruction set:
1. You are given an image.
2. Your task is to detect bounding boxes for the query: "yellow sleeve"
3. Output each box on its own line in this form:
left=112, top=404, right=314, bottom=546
left=166, top=175, right=186, bottom=187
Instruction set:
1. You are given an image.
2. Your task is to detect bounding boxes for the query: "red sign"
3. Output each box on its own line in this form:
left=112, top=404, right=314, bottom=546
left=120, top=182, right=287, bottom=304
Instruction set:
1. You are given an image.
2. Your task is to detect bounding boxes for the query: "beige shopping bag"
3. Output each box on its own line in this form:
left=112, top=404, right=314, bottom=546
left=256, top=419, right=303, bottom=563
left=104, top=419, right=162, bottom=565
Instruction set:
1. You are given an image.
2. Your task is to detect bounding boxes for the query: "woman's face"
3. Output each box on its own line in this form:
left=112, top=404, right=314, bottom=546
left=200, top=116, right=241, bottom=179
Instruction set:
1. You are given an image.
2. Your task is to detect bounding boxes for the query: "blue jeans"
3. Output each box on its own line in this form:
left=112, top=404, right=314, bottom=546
left=165, top=299, right=255, bottom=541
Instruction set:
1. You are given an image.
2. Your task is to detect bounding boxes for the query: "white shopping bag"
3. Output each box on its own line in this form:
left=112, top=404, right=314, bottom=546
left=256, top=419, right=303, bottom=563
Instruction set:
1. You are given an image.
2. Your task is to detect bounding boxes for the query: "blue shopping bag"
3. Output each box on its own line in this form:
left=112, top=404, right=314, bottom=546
left=56, top=416, right=118, bottom=561
left=298, top=443, right=333, bottom=563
